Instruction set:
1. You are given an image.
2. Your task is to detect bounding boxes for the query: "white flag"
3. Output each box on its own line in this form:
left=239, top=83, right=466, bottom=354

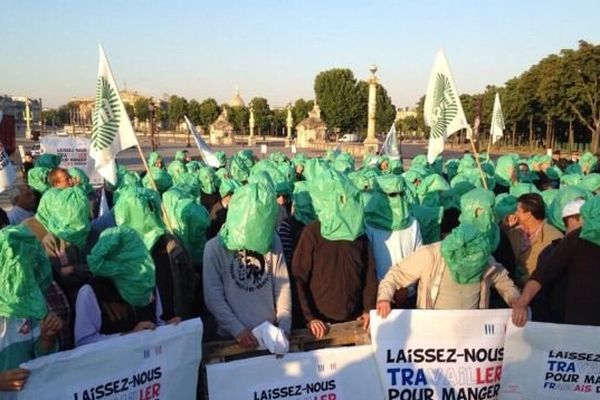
left=90, top=45, right=139, bottom=185
left=424, top=49, right=469, bottom=163
left=381, top=123, right=400, bottom=160
left=490, top=92, right=505, bottom=144
left=98, top=187, right=110, bottom=217
left=0, top=141, right=16, bottom=193
left=184, top=116, right=221, bottom=168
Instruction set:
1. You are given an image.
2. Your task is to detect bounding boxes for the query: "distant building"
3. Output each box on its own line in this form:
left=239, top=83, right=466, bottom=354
left=229, top=87, right=245, bottom=108
left=69, top=97, right=95, bottom=130
left=296, top=104, right=327, bottom=148
left=395, top=106, right=417, bottom=121
left=119, top=90, right=143, bottom=106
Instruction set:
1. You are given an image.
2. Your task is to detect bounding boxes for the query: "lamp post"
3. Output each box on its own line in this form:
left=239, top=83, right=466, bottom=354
left=148, top=100, right=156, bottom=152
left=286, top=102, right=293, bottom=147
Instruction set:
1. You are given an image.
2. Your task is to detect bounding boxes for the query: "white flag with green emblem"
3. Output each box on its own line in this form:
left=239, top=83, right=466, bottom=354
left=90, top=45, right=139, bottom=185
left=490, top=92, right=505, bottom=144
left=424, top=49, right=469, bottom=163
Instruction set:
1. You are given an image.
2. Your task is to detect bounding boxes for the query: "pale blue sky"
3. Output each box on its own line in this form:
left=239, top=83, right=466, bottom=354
left=1, top=0, right=598, bottom=108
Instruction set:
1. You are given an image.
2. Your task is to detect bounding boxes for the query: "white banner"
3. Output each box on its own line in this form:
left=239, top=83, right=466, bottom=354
left=11, top=318, right=203, bottom=400
left=0, top=141, right=16, bottom=192
left=184, top=115, right=221, bottom=168
left=371, top=309, right=510, bottom=400
left=500, top=321, right=600, bottom=399
left=40, top=136, right=103, bottom=186
left=207, top=345, right=384, bottom=400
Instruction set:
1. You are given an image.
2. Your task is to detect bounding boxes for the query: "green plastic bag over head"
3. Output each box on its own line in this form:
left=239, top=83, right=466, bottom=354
left=114, top=186, right=166, bottom=250
left=35, top=153, right=61, bottom=169
left=411, top=154, right=430, bottom=172
left=349, top=168, right=381, bottom=192
left=215, top=151, right=227, bottom=168
left=219, top=183, right=278, bottom=254
left=541, top=189, right=558, bottom=211
left=444, top=159, right=460, bottom=182
left=560, top=173, right=583, bottom=188
left=0, top=225, right=52, bottom=319
left=36, top=187, right=91, bottom=249
left=68, top=167, right=94, bottom=195
left=87, top=226, right=156, bottom=307
left=509, top=182, right=540, bottom=198
left=495, top=155, right=518, bottom=187
left=581, top=173, right=600, bottom=193
left=219, top=178, right=242, bottom=198
left=459, top=188, right=500, bottom=250
left=579, top=152, right=598, bottom=174
left=198, top=166, right=217, bottom=194
left=302, top=158, right=329, bottom=182
left=581, top=196, right=600, bottom=247
left=172, top=172, right=201, bottom=196
left=495, top=193, right=517, bottom=222
left=250, top=160, right=292, bottom=196
left=163, top=187, right=210, bottom=266
left=548, top=186, right=591, bottom=232
left=147, top=152, right=164, bottom=168
left=292, top=181, right=316, bottom=226
left=186, top=160, right=204, bottom=173
left=142, top=167, right=173, bottom=194
left=27, top=167, right=51, bottom=194
left=167, top=150, right=188, bottom=178
left=410, top=204, right=443, bottom=244
left=417, top=174, right=450, bottom=208
left=230, top=155, right=251, bottom=183
left=333, top=152, right=355, bottom=174
left=441, top=224, right=492, bottom=284
left=309, top=169, right=365, bottom=241
left=365, top=175, right=412, bottom=231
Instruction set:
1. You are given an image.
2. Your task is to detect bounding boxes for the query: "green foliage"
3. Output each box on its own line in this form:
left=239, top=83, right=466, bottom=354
left=249, top=97, right=272, bottom=133
left=293, top=98, right=314, bottom=125
left=197, top=98, right=220, bottom=131
left=133, top=97, right=150, bottom=122
left=168, top=95, right=187, bottom=130
left=314, top=68, right=361, bottom=131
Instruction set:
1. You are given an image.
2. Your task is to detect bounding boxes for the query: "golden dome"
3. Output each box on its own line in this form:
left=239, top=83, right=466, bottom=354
left=229, top=86, right=245, bottom=107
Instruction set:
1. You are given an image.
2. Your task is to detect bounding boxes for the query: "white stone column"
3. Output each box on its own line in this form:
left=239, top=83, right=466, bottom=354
left=364, top=65, right=379, bottom=154
left=248, top=102, right=255, bottom=146
left=286, top=102, right=293, bottom=146
left=24, top=98, right=32, bottom=139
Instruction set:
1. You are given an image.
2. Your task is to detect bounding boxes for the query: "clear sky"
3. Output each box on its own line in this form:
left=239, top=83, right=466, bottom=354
left=1, top=0, right=598, bottom=109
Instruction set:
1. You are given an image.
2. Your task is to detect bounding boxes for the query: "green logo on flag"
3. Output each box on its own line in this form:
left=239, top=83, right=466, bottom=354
left=91, top=76, right=120, bottom=151
left=430, top=73, right=458, bottom=139
left=493, top=105, right=504, bottom=130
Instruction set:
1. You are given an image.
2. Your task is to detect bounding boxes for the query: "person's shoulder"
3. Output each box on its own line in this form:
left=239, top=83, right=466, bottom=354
left=543, top=221, right=564, bottom=240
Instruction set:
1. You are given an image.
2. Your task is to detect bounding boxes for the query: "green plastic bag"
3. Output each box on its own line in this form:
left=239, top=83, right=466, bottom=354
left=365, top=175, right=412, bottom=231
left=457, top=154, right=476, bottom=175
left=581, top=196, right=600, bottom=246
left=495, top=155, right=518, bottom=187
left=186, top=160, right=204, bottom=173
left=198, top=166, right=217, bottom=194
left=349, top=168, right=381, bottom=192
left=541, top=189, right=558, bottom=211
left=251, top=160, right=292, bottom=196
left=114, top=186, right=166, bottom=250
left=411, top=154, right=430, bottom=172
left=382, top=157, right=404, bottom=175
left=142, top=167, right=173, bottom=194
left=579, top=152, right=598, bottom=174
left=147, top=152, right=164, bottom=169
left=495, top=193, right=517, bottom=222
left=230, top=155, right=251, bottom=183
left=333, top=152, right=355, bottom=174
left=87, top=226, right=156, bottom=307
left=219, top=178, right=242, bottom=198
left=68, top=167, right=94, bottom=195
left=417, top=174, right=450, bottom=208
left=35, top=153, right=61, bottom=169
left=27, top=167, right=51, bottom=194
left=410, top=204, right=443, bottom=244
left=219, top=183, right=278, bottom=254
left=302, top=158, right=329, bottom=182
left=172, top=172, right=201, bottom=195
left=36, top=187, right=91, bottom=249
left=509, top=182, right=540, bottom=198
left=215, top=151, right=227, bottom=168
left=560, top=173, right=583, bottom=188
left=581, top=173, right=600, bottom=193
left=292, top=181, right=316, bottom=226
left=441, top=224, right=492, bottom=284
left=167, top=150, right=188, bottom=178
left=309, top=169, right=364, bottom=241
left=0, top=225, right=52, bottom=319
left=444, top=159, right=460, bottom=182
left=269, top=152, right=289, bottom=165
left=163, top=187, right=210, bottom=266
left=548, top=186, right=591, bottom=232
left=458, top=188, right=500, bottom=251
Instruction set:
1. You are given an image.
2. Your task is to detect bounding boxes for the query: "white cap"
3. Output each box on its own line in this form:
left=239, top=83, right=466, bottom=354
left=562, top=198, right=585, bottom=218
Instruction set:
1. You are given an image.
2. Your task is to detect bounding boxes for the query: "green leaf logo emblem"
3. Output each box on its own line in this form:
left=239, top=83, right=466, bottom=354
left=430, top=73, right=458, bottom=139
left=91, top=76, right=120, bottom=151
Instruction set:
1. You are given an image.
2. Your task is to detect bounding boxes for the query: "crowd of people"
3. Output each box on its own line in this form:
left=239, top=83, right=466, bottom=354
left=0, top=145, right=599, bottom=392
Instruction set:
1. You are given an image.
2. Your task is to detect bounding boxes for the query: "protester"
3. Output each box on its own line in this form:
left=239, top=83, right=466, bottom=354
left=203, top=183, right=291, bottom=347
left=377, top=224, right=520, bottom=316
left=507, top=193, right=563, bottom=285
left=167, top=150, right=190, bottom=179
left=199, top=166, right=220, bottom=211
left=512, top=196, right=600, bottom=327
left=292, top=170, right=377, bottom=339
left=74, top=226, right=166, bottom=346
left=21, top=151, right=34, bottom=183
left=142, top=152, right=172, bottom=194
left=47, top=168, right=73, bottom=189
left=207, top=178, right=240, bottom=239
left=7, top=184, right=36, bottom=225
left=0, top=226, right=63, bottom=391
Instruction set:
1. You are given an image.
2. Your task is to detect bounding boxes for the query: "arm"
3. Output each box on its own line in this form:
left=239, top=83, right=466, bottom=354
left=489, top=263, right=521, bottom=306
left=291, top=228, right=318, bottom=322
left=377, top=246, right=429, bottom=303
left=202, top=241, right=246, bottom=337
left=74, top=285, right=120, bottom=346
left=361, top=241, right=378, bottom=313
left=271, top=236, right=292, bottom=333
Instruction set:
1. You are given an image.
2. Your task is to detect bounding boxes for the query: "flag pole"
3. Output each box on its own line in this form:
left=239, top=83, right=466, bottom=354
left=486, top=131, right=493, bottom=162
left=133, top=143, right=175, bottom=232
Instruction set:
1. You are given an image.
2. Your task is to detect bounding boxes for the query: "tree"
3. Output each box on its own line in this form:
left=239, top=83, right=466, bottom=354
left=292, top=98, right=314, bottom=125
left=272, top=108, right=287, bottom=136
left=187, top=99, right=202, bottom=125
left=134, top=97, right=150, bottom=123
left=227, top=105, right=249, bottom=134
left=196, top=98, right=220, bottom=132
left=314, top=68, right=361, bottom=131
left=249, top=97, right=272, bottom=134
left=168, top=95, right=187, bottom=130
left=124, top=102, right=135, bottom=123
